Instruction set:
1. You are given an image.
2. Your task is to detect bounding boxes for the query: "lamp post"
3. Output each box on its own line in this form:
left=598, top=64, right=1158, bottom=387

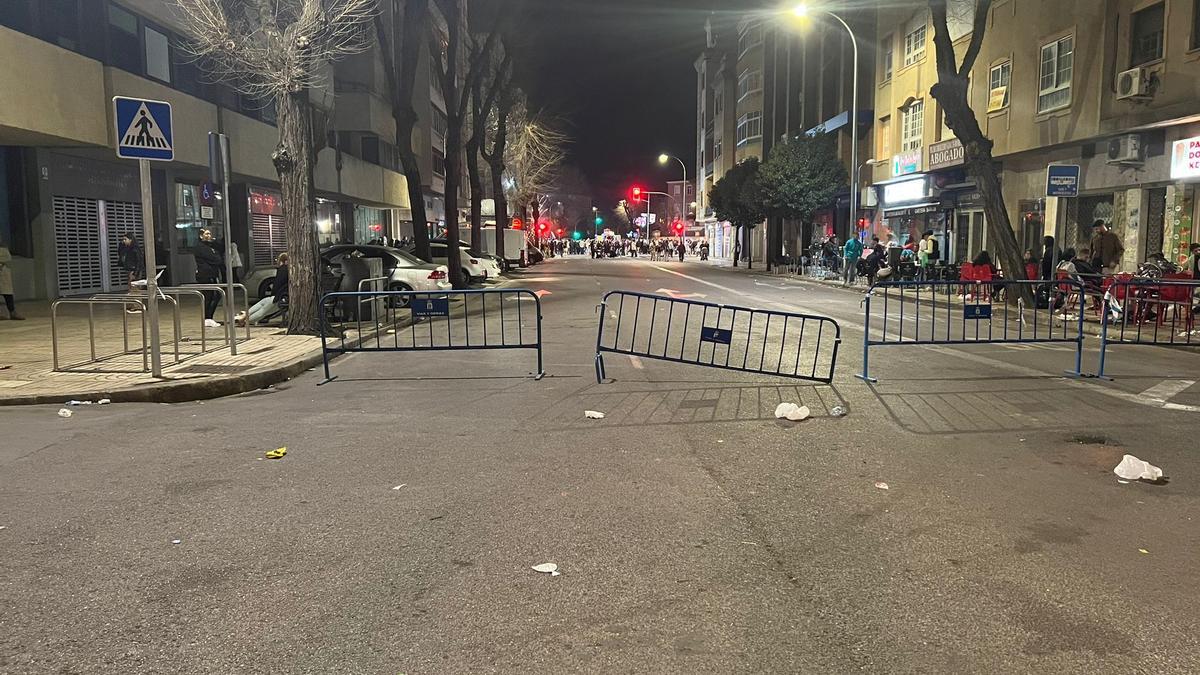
left=793, top=4, right=859, bottom=248
left=658, top=153, right=688, bottom=216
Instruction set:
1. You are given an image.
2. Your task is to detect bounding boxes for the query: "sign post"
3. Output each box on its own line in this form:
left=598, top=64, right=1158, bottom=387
left=209, top=132, right=236, bottom=355
left=114, top=96, right=174, bottom=377
left=1046, top=164, right=1080, bottom=281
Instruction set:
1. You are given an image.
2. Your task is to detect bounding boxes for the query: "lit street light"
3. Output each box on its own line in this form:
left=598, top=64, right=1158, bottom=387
left=790, top=3, right=860, bottom=248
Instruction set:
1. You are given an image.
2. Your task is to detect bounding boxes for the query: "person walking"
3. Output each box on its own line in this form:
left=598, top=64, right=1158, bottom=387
left=842, top=236, right=864, bottom=286
left=677, top=241, right=685, bottom=262
left=229, top=240, right=244, bottom=283
left=194, top=229, right=224, bottom=327
left=0, top=241, right=23, bottom=320
left=117, top=233, right=146, bottom=293
left=1089, top=220, right=1124, bottom=275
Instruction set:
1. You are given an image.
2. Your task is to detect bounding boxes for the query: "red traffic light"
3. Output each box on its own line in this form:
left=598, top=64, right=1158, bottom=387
left=537, top=221, right=549, bottom=233
left=631, top=185, right=643, bottom=201
left=673, top=221, right=684, bottom=235
left=511, top=217, right=524, bottom=230
left=556, top=228, right=565, bottom=237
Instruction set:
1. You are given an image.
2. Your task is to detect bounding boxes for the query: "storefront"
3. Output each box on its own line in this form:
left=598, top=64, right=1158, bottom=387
left=247, top=187, right=286, bottom=273
left=874, top=173, right=946, bottom=249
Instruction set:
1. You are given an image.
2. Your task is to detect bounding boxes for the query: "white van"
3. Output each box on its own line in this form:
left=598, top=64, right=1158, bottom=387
left=480, top=227, right=529, bottom=268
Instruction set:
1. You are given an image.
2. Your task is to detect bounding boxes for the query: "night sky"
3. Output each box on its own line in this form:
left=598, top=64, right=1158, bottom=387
left=512, top=0, right=729, bottom=209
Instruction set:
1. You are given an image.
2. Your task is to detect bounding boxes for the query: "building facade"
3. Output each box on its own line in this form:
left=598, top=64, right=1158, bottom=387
left=0, top=0, right=477, bottom=301
left=869, top=0, right=1200, bottom=271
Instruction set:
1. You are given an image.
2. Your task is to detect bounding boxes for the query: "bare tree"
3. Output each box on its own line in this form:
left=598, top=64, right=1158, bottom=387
left=480, top=49, right=516, bottom=262
left=428, top=0, right=498, bottom=288
left=929, top=0, right=1029, bottom=297
left=504, top=106, right=569, bottom=231
left=375, top=0, right=432, bottom=262
left=466, top=40, right=510, bottom=256
left=177, top=0, right=376, bottom=334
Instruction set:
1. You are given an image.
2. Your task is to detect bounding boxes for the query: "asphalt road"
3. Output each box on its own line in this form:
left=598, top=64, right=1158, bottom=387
left=2, top=255, right=1198, bottom=674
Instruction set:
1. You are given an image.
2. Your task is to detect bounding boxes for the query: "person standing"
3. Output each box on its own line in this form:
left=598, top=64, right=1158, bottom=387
left=1089, top=220, right=1124, bottom=275
left=229, top=240, right=244, bottom=283
left=117, top=233, right=145, bottom=293
left=1040, top=235, right=1059, bottom=280
left=677, top=241, right=685, bottom=262
left=0, top=241, right=23, bottom=320
left=842, top=236, right=863, bottom=286
left=194, top=229, right=224, bottom=327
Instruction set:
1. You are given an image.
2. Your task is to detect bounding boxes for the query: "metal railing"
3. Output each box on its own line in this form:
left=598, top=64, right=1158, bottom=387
left=594, top=290, right=841, bottom=384
left=50, top=295, right=181, bottom=372
left=857, top=279, right=1088, bottom=382
left=1096, top=277, right=1199, bottom=379
left=318, top=288, right=545, bottom=383
left=176, top=283, right=251, bottom=348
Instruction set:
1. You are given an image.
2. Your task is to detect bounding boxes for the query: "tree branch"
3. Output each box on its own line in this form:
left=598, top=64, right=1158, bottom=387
left=956, top=0, right=993, bottom=77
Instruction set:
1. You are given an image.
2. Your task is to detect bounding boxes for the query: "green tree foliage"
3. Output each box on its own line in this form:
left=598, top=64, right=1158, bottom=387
left=759, top=133, right=848, bottom=224
left=709, top=158, right=767, bottom=230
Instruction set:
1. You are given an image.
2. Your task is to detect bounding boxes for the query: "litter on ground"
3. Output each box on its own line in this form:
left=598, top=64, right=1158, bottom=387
left=97, top=398, right=111, bottom=405
left=171, top=539, right=182, bottom=545
left=774, top=402, right=811, bottom=421
left=1113, top=454, right=1163, bottom=482
left=584, top=410, right=606, bottom=419
left=57, top=408, right=73, bottom=418
left=1139, top=548, right=1149, bottom=554
left=532, top=562, right=561, bottom=576
left=830, top=406, right=848, bottom=417
left=874, top=481, right=890, bottom=490
left=392, top=484, right=407, bottom=490
left=265, top=447, right=287, bottom=460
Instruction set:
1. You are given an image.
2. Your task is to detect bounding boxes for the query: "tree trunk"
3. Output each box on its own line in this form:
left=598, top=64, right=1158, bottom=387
left=745, top=225, right=753, bottom=270
left=273, top=91, right=319, bottom=335
left=489, top=155, right=508, bottom=262
left=397, top=109, right=432, bottom=262
left=732, top=226, right=740, bottom=268
left=466, top=135, right=484, bottom=256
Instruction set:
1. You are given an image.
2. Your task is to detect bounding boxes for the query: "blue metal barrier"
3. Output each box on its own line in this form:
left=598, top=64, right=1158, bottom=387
left=857, top=279, right=1088, bottom=383
left=318, top=288, right=545, bottom=383
left=1096, top=277, right=1199, bottom=379
left=594, top=290, right=841, bottom=384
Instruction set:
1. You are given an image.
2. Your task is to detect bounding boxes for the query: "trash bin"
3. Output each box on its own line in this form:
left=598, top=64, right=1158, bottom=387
left=339, top=255, right=384, bottom=321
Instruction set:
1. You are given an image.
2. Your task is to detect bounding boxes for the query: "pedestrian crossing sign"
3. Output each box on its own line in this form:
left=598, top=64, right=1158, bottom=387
left=113, top=96, right=174, bottom=161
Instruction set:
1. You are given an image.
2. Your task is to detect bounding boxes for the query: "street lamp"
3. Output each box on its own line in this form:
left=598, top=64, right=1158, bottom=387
left=790, top=3, right=859, bottom=247
left=658, top=153, right=688, bottom=220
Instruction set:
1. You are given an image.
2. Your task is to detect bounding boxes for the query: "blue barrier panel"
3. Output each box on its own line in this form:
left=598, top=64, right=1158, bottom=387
left=318, top=288, right=544, bottom=383
left=857, top=279, right=1088, bottom=383
left=1096, top=277, right=1199, bottom=380
left=594, top=290, right=841, bottom=384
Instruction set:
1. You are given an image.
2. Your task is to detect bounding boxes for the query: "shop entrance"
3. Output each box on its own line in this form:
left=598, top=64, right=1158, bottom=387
left=52, top=196, right=144, bottom=296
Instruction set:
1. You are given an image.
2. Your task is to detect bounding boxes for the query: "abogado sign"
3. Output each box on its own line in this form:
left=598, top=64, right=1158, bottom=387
left=1170, top=136, right=1200, bottom=180
left=928, top=138, right=965, bottom=171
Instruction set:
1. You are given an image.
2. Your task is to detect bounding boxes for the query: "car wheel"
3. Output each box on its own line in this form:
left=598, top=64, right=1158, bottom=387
left=258, top=278, right=274, bottom=300
left=387, top=282, right=413, bottom=308
left=462, top=269, right=473, bottom=285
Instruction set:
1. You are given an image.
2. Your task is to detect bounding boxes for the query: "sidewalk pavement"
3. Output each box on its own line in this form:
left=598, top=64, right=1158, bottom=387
left=0, top=272, right=534, bottom=406
left=0, top=298, right=333, bottom=406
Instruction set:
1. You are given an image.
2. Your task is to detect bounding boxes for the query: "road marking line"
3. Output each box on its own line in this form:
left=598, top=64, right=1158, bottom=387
left=1139, top=379, right=1195, bottom=403
left=629, top=355, right=645, bottom=370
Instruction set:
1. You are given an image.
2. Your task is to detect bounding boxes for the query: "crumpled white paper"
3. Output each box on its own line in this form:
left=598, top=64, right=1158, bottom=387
left=774, top=402, right=811, bottom=421
left=1113, top=454, right=1163, bottom=482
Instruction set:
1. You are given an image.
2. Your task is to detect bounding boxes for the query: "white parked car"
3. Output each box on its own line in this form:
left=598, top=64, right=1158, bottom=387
left=405, top=242, right=491, bottom=284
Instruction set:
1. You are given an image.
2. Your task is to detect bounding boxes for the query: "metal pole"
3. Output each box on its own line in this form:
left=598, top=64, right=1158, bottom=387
left=828, top=12, right=859, bottom=256
left=139, top=158, right=163, bottom=377
left=219, top=134, right=237, bottom=355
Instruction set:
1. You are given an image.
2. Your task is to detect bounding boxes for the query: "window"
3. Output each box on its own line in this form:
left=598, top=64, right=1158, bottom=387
left=713, top=92, right=723, bottom=118
left=1131, top=2, right=1165, bottom=66
left=877, top=115, right=892, bottom=159
left=432, top=107, right=448, bottom=138
left=1038, top=35, right=1074, bottom=113
left=1193, top=0, right=1200, bottom=50
left=40, top=0, right=81, bottom=51
left=432, top=148, right=446, bottom=176
left=736, top=112, right=763, bottom=145
left=737, top=69, right=762, bottom=99
left=738, top=23, right=762, bottom=56
left=106, top=4, right=140, bottom=73
left=714, top=137, right=723, bottom=159
left=988, top=60, right=1011, bottom=111
left=901, top=100, right=923, bottom=152
left=903, top=18, right=927, bottom=67
left=881, top=34, right=894, bottom=82
left=144, top=25, right=171, bottom=83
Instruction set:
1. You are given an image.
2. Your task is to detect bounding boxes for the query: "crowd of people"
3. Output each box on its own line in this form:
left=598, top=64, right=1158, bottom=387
left=586, top=237, right=710, bottom=261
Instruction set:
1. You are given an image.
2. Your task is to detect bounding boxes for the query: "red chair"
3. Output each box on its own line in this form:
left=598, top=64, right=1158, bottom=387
left=1152, top=274, right=1196, bottom=330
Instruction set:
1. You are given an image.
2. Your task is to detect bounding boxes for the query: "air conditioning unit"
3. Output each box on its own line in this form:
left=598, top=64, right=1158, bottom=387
left=1107, top=134, right=1144, bottom=165
left=1115, top=67, right=1151, bottom=100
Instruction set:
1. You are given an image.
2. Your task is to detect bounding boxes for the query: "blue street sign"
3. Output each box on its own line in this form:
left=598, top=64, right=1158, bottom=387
left=700, top=326, right=733, bottom=345
left=113, top=97, right=174, bottom=161
left=964, top=304, right=993, bottom=320
left=1046, top=164, right=1080, bottom=198
left=411, top=297, right=450, bottom=319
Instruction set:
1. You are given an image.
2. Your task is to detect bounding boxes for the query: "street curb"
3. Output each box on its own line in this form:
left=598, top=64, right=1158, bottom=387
left=0, top=276, right=534, bottom=407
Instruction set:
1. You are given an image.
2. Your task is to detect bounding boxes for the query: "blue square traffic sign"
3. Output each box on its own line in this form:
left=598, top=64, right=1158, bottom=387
left=113, top=97, right=174, bottom=161
left=1045, top=164, right=1080, bottom=198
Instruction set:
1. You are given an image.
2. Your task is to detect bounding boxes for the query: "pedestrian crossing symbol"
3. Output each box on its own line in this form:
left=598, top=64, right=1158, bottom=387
left=113, top=96, right=174, bottom=161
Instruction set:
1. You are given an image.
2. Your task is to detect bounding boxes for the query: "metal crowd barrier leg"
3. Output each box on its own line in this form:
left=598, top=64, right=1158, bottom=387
left=856, top=289, right=877, bottom=383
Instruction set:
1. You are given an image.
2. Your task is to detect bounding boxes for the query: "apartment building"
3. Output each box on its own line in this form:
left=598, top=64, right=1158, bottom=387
left=870, top=0, right=1200, bottom=270
left=0, top=0, right=461, bottom=301
left=695, top=9, right=875, bottom=264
